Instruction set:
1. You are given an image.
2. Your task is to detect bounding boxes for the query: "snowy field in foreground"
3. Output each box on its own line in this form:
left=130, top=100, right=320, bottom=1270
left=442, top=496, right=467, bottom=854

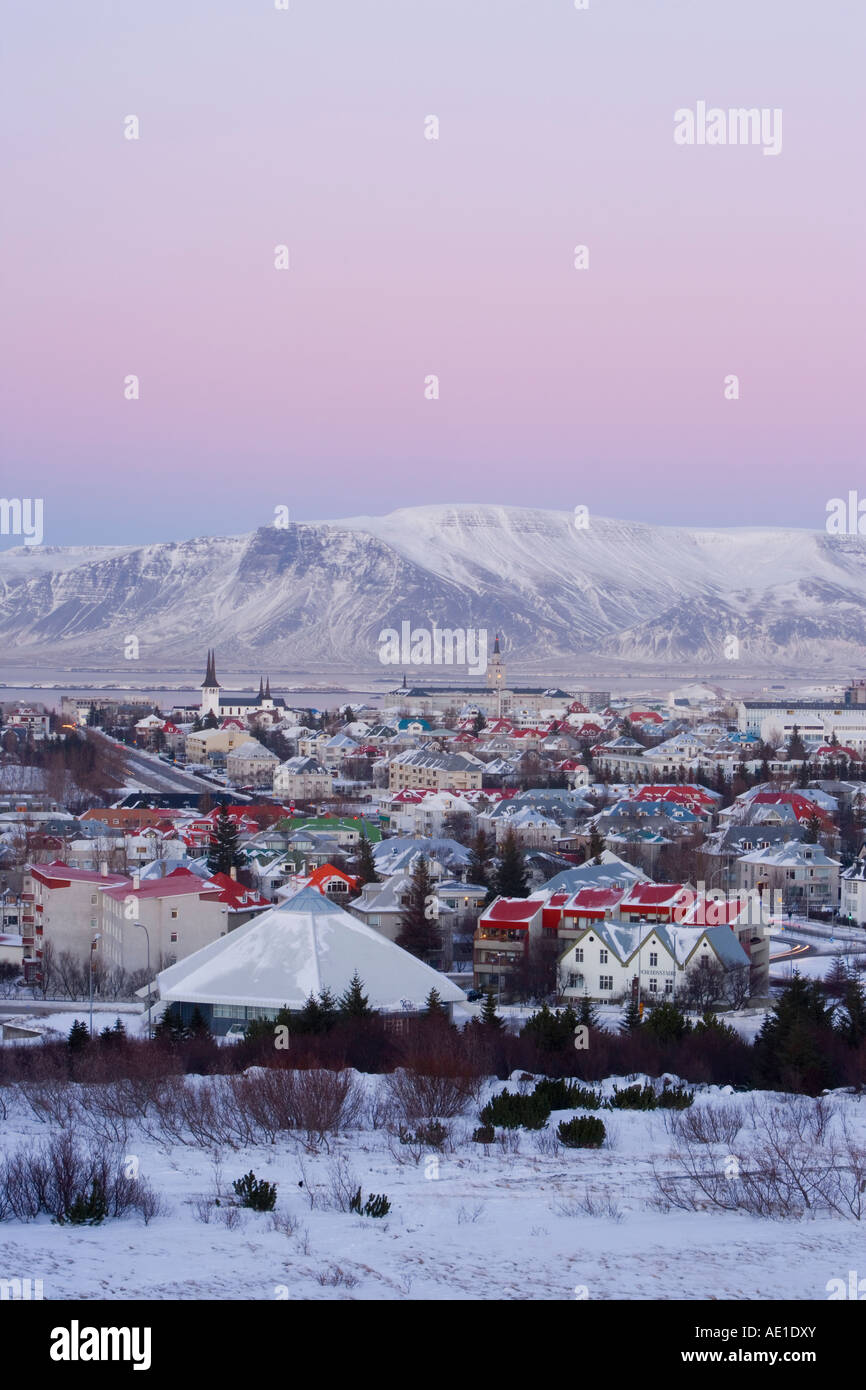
left=1, top=1071, right=863, bottom=1302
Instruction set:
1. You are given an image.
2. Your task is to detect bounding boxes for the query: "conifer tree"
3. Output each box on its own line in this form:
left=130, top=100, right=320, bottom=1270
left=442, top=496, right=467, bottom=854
left=467, top=829, right=494, bottom=904
left=754, top=973, right=838, bottom=1092
left=67, top=1019, right=90, bottom=1050
left=354, top=831, right=379, bottom=887
left=339, top=971, right=375, bottom=1018
left=207, top=804, right=243, bottom=876
left=837, top=974, right=866, bottom=1048
left=588, top=826, right=606, bottom=864
left=576, top=993, right=598, bottom=1029
left=479, top=989, right=505, bottom=1030
left=187, top=1006, right=211, bottom=1039
left=395, top=855, right=441, bottom=962
left=424, top=987, right=448, bottom=1020
left=620, top=998, right=642, bottom=1033
left=494, top=827, right=529, bottom=898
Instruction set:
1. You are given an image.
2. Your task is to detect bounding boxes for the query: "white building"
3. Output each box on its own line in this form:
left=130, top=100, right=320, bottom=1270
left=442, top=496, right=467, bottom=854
left=557, top=920, right=751, bottom=1004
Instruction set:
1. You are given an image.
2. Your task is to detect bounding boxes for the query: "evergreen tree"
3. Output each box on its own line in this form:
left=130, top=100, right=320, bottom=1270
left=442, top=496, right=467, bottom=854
left=191, top=714, right=203, bottom=732
left=187, top=1006, right=211, bottom=1039
left=576, top=993, right=598, bottom=1029
left=467, top=829, right=494, bottom=904
left=207, top=804, right=243, bottom=876
left=67, top=1019, right=90, bottom=1050
left=620, top=998, right=642, bottom=1033
left=754, top=973, right=838, bottom=1093
left=354, top=831, right=379, bottom=887
left=318, top=986, right=339, bottom=1030
left=395, top=855, right=441, bottom=962
left=494, top=827, right=529, bottom=898
left=423, top=987, right=448, bottom=1020
left=802, top=812, right=823, bottom=845
left=339, top=971, right=375, bottom=1018
left=479, top=989, right=505, bottom=1030
left=471, top=711, right=486, bottom=736
left=203, top=709, right=219, bottom=730
left=786, top=724, right=806, bottom=761
left=295, top=992, right=325, bottom=1034
left=643, top=999, right=690, bottom=1044
left=153, top=1003, right=185, bottom=1042
left=837, top=974, right=866, bottom=1048
left=99, top=1017, right=127, bottom=1048
left=588, top=826, right=606, bottom=863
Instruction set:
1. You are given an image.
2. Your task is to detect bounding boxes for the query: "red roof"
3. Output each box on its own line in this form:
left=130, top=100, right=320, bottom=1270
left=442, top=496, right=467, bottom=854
left=205, top=872, right=270, bottom=910
left=566, top=886, right=627, bottom=913
left=28, top=862, right=127, bottom=887
left=102, top=868, right=220, bottom=903
left=482, top=898, right=545, bottom=924
left=305, top=863, right=360, bottom=894
left=620, top=883, right=690, bottom=910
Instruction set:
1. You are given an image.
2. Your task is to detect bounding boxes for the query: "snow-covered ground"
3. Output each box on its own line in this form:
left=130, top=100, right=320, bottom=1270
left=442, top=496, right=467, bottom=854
left=1, top=1070, right=863, bottom=1301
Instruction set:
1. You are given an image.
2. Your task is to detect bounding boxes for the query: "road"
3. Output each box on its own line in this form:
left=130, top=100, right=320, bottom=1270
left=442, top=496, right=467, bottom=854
left=92, top=732, right=242, bottom=796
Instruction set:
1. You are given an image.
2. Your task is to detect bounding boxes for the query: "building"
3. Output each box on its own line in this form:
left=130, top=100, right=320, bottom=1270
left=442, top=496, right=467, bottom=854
left=736, top=840, right=841, bottom=914
left=155, top=884, right=466, bottom=1033
left=198, top=651, right=289, bottom=721
left=22, top=862, right=128, bottom=966
left=557, top=920, right=751, bottom=1004
left=273, top=756, right=334, bottom=802
left=185, top=727, right=254, bottom=764
left=226, top=740, right=279, bottom=788
left=738, top=683, right=866, bottom=751
left=388, top=749, right=484, bottom=792
left=100, top=868, right=245, bottom=973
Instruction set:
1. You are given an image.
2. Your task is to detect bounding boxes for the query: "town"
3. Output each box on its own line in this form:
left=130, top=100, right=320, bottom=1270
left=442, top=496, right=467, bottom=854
left=1, top=645, right=865, bottom=1029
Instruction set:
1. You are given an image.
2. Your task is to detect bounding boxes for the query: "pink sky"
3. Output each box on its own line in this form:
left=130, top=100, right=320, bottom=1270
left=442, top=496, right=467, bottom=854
left=2, top=0, right=863, bottom=545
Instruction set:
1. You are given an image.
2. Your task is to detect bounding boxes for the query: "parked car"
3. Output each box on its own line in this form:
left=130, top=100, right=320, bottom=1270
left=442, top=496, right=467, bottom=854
left=464, top=988, right=483, bottom=1002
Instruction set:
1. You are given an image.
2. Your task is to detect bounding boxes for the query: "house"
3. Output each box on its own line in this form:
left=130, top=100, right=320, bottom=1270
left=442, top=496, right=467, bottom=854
left=284, top=862, right=360, bottom=904
left=155, top=885, right=466, bottom=1033
left=736, top=840, right=841, bottom=914
left=388, top=749, right=484, bottom=792
left=273, top=756, right=334, bottom=802
left=840, top=855, right=866, bottom=925
left=226, top=740, right=279, bottom=789
left=617, top=882, right=695, bottom=923
left=185, top=727, right=253, bottom=765
left=100, top=868, right=239, bottom=973
left=557, top=920, right=751, bottom=1004
left=22, top=862, right=127, bottom=965
left=473, top=895, right=548, bottom=992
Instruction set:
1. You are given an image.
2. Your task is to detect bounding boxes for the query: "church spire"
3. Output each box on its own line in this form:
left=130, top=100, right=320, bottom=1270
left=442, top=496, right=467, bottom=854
left=493, top=632, right=501, bottom=655
left=201, top=649, right=220, bottom=688
left=257, top=676, right=264, bottom=702
left=265, top=676, right=271, bottom=700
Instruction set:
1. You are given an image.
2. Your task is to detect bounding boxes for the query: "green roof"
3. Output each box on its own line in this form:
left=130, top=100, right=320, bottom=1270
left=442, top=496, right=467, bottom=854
left=275, top=816, right=382, bottom=841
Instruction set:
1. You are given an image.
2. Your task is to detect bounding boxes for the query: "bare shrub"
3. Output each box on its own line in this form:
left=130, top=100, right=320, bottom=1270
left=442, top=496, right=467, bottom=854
left=268, top=1207, right=296, bottom=1237
left=15, top=1079, right=81, bottom=1128
left=667, top=1101, right=743, bottom=1147
left=533, top=1129, right=562, bottom=1157
left=326, top=1156, right=361, bottom=1213
left=0, top=1132, right=159, bottom=1224
left=456, top=1202, right=485, bottom=1225
left=315, top=1265, right=358, bottom=1288
left=216, top=1204, right=243, bottom=1230
left=386, top=1067, right=479, bottom=1122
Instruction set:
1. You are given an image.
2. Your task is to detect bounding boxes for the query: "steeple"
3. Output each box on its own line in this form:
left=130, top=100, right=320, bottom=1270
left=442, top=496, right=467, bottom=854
left=201, top=649, right=220, bottom=689
left=265, top=676, right=271, bottom=700
left=257, top=676, right=265, bottom=702
left=493, top=632, right=501, bottom=655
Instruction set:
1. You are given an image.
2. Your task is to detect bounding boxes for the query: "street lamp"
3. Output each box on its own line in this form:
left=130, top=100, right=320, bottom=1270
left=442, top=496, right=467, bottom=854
left=134, top=921, right=152, bottom=1039
left=88, top=933, right=101, bottom=1036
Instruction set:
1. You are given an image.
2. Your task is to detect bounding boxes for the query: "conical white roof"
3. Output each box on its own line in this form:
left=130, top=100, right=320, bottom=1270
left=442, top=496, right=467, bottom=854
left=156, top=885, right=464, bottom=1011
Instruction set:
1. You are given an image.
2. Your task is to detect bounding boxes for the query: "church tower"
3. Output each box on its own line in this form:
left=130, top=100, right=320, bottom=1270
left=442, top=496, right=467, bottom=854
left=200, top=649, right=221, bottom=718
left=486, top=632, right=505, bottom=688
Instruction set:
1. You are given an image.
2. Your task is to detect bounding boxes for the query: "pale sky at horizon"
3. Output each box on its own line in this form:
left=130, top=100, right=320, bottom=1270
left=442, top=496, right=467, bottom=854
left=2, top=0, right=863, bottom=548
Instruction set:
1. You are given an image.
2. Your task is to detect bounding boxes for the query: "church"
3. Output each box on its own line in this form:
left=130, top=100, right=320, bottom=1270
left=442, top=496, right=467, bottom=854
left=387, top=633, right=572, bottom=719
left=198, top=650, right=288, bottom=720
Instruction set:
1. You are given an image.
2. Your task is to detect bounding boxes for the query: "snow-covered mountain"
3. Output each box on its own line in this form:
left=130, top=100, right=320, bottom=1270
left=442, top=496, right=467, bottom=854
left=0, top=505, right=864, bottom=675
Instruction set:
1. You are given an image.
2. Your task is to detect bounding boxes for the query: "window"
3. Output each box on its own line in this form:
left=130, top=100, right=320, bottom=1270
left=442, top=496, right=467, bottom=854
left=170, top=931, right=178, bottom=944
left=649, top=952, right=658, bottom=967
left=567, top=972, right=584, bottom=989
left=599, top=949, right=608, bottom=964
left=171, top=908, right=179, bottom=919
left=648, top=978, right=658, bottom=993
left=574, top=947, right=584, bottom=962
left=599, top=975, right=613, bottom=991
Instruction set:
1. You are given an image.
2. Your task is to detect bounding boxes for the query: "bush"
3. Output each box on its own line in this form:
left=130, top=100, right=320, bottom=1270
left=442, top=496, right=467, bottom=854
left=232, top=1171, right=277, bottom=1212
left=557, top=1116, right=606, bottom=1149
left=348, top=1187, right=391, bottom=1218
left=656, top=1082, right=694, bottom=1110
left=53, top=1178, right=108, bottom=1226
left=399, top=1120, right=448, bottom=1149
left=479, top=1089, right=550, bottom=1130
left=607, top=1083, right=658, bottom=1111
left=471, top=1123, right=495, bottom=1143
left=533, top=1078, right=601, bottom=1111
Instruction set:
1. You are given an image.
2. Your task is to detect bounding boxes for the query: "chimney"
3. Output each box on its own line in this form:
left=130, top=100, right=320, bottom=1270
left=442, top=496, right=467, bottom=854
left=99, top=861, right=109, bottom=877
left=230, top=866, right=237, bottom=881
left=133, top=872, right=140, bottom=890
